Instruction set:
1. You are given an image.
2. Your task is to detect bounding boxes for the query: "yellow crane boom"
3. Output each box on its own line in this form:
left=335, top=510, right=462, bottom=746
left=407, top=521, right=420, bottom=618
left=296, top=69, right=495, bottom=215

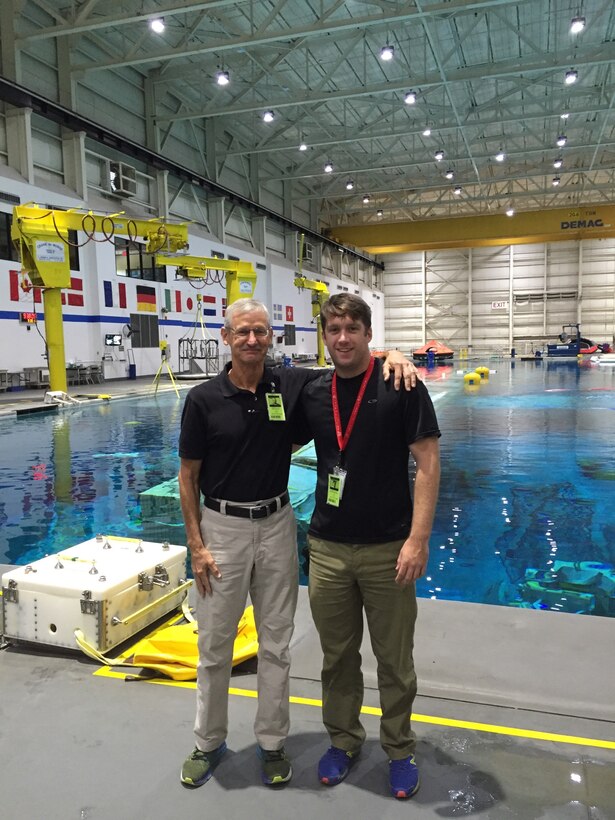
left=154, top=254, right=256, bottom=305
left=11, top=204, right=189, bottom=392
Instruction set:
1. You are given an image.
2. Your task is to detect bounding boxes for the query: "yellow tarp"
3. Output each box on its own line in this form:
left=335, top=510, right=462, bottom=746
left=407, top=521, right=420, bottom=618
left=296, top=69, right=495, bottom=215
left=126, top=606, right=258, bottom=681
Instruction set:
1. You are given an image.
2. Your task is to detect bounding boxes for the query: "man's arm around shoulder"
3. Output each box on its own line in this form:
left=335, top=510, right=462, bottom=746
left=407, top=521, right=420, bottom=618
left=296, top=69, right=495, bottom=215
left=395, top=436, right=441, bottom=585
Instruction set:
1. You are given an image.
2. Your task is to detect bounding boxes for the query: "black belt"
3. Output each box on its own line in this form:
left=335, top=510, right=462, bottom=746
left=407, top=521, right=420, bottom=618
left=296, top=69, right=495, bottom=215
left=204, top=491, right=289, bottom=520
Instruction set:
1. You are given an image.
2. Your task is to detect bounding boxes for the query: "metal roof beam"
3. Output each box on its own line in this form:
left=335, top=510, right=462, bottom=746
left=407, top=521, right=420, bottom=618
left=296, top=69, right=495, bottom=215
left=67, top=0, right=534, bottom=73
left=154, top=43, right=615, bottom=123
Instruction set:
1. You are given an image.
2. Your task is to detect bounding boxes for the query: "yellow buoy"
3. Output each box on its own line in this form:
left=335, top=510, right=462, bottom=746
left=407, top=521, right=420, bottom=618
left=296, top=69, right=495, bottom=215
left=463, top=371, right=481, bottom=385
left=475, top=366, right=490, bottom=379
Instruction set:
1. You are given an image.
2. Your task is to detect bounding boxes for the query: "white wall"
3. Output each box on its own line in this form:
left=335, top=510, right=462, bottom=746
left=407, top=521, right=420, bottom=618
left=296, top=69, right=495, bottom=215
left=383, top=242, right=615, bottom=355
left=0, top=169, right=383, bottom=377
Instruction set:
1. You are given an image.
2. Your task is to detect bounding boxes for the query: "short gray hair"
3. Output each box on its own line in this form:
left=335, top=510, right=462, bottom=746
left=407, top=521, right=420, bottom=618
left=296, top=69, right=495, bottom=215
left=224, top=298, right=270, bottom=330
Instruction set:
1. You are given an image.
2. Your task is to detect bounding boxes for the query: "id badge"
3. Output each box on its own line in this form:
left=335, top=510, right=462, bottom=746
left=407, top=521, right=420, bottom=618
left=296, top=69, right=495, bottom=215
left=266, top=392, right=286, bottom=421
left=327, top=466, right=347, bottom=507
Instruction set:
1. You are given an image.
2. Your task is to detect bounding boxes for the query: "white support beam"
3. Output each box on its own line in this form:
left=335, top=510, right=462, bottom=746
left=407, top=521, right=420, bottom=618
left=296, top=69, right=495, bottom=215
left=6, top=106, right=33, bottom=184
left=577, top=242, right=584, bottom=327
left=509, top=245, right=514, bottom=353
left=56, top=36, right=76, bottom=110
left=208, top=197, right=226, bottom=243
left=205, top=120, right=218, bottom=182
left=253, top=216, right=266, bottom=256
left=468, top=248, right=473, bottom=350
left=61, top=130, right=87, bottom=200
left=285, top=230, right=299, bottom=268
left=144, top=78, right=160, bottom=153
left=157, top=170, right=170, bottom=219
left=0, top=0, right=20, bottom=82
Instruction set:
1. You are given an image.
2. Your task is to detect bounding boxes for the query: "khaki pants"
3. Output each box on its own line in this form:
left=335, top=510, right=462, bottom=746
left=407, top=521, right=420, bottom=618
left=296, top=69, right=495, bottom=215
left=308, top=536, right=418, bottom=759
left=194, top=502, right=298, bottom=752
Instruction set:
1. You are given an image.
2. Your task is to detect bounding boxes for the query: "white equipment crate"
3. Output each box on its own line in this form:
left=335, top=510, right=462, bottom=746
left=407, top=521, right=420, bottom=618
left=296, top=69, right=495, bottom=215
left=1, top=536, right=189, bottom=653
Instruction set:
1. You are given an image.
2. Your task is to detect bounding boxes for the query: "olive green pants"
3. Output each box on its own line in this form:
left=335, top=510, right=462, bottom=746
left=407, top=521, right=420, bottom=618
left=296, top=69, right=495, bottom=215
left=308, top=536, right=418, bottom=759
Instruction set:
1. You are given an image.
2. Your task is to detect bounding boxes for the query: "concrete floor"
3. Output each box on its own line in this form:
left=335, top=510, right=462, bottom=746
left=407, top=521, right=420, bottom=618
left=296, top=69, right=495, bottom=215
left=1, top=375, right=614, bottom=819
left=1, top=585, right=614, bottom=820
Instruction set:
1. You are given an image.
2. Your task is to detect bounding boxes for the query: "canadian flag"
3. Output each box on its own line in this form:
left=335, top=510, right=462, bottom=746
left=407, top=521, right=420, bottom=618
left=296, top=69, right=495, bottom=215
left=10, top=271, right=85, bottom=308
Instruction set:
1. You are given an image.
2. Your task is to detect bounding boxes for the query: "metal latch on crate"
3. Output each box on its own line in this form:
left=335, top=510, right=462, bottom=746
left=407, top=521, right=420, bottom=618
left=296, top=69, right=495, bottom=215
left=3, top=579, right=19, bottom=604
left=80, top=590, right=100, bottom=615
left=138, top=564, right=170, bottom=591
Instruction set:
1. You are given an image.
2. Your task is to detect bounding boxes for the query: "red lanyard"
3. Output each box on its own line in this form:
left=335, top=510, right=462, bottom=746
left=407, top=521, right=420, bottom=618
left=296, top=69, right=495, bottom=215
left=331, top=356, right=375, bottom=455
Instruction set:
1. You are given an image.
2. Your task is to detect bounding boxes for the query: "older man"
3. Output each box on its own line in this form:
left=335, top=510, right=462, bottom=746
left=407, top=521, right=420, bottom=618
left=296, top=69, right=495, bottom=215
left=177, top=297, right=415, bottom=789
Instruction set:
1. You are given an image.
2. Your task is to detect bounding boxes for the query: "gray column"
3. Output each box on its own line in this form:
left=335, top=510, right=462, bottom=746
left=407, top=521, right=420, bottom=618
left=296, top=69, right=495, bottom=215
left=205, top=120, right=218, bottom=181
left=285, top=230, right=299, bottom=268
left=7, top=106, right=34, bottom=183
left=62, top=130, right=87, bottom=200
left=57, top=37, right=77, bottom=110
left=144, top=77, right=161, bottom=153
left=157, top=170, right=169, bottom=219
left=0, top=0, right=20, bottom=81
left=209, top=197, right=226, bottom=243
left=253, top=216, right=267, bottom=256
left=282, top=179, right=293, bottom=219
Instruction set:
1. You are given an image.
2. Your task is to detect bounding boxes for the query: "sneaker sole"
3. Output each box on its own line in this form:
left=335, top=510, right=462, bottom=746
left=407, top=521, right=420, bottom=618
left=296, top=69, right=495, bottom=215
left=319, top=754, right=359, bottom=786
left=262, top=765, right=293, bottom=786
left=180, top=743, right=227, bottom=787
left=392, top=780, right=420, bottom=800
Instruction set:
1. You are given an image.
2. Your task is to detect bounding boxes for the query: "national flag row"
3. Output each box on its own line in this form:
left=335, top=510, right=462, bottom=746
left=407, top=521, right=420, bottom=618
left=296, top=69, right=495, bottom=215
left=8, top=271, right=220, bottom=315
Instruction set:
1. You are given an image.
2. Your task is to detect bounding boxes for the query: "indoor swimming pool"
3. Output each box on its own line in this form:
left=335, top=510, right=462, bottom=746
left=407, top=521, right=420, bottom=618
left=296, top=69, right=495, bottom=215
left=1, top=358, right=614, bottom=617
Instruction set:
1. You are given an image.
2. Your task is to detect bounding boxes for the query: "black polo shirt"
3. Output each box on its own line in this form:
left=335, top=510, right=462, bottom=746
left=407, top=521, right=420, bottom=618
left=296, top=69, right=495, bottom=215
left=179, top=365, right=315, bottom=502
left=297, top=358, right=441, bottom=543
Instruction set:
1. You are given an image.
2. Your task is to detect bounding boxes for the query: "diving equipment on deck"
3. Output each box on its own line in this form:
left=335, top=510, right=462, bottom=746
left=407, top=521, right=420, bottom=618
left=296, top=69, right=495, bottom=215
left=517, top=560, right=615, bottom=616
left=1, top=536, right=189, bottom=653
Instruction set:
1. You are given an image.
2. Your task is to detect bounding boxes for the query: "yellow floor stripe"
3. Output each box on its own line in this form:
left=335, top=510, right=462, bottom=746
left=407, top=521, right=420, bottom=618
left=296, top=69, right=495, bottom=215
left=93, top=669, right=615, bottom=751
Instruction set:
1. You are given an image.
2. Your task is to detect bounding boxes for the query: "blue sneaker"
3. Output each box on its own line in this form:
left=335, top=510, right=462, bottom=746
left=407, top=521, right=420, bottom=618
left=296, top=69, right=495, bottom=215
left=389, top=755, right=420, bottom=799
left=180, top=742, right=227, bottom=787
left=318, top=746, right=360, bottom=786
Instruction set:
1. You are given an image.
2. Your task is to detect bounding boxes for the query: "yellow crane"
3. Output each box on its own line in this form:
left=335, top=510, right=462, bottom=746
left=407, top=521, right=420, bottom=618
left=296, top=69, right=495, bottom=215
left=11, top=204, right=189, bottom=393
left=294, top=234, right=329, bottom=367
left=154, top=254, right=256, bottom=305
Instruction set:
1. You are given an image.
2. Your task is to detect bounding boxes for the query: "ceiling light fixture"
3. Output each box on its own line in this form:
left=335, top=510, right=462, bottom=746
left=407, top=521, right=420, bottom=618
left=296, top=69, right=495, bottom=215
left=553, top=157, right=563, bottom=169
left=380, top=44, right=394, bottom=61
left=363, top=195, right=371, bottom=204
left=570, top=16, right=586, bottom=34
left=345, top=180, right=354, bottom=190
left=262, top=110, right=275, bottom=123
left=552, top=176, right=561, bottom=186
left=216, top=69, right=230, bottom=86
left=324, top=161, right=333, bottom=173
left=561, top=112, right=570, bottom=119
left=445, top=169, right=454, bottom=180
left=506, top=208, right=515, bottom=217
left=376, top=209, right=384, bottom=217
left=557, top=134, right=568, bottom=147
left=453, top=186, right=462, bottom=196
left=404, top=91, right=417, bottom=105
left=150, top=18, right=165, bottom=34
left=299, top=141, right=307, bottom=151
left=423, top=127, right=432, bottom=137
left=495, top=150, right=506, bottom=162
left=434, top=149, right=444, bottom=161
left=565, top=69, right=578, bottom=85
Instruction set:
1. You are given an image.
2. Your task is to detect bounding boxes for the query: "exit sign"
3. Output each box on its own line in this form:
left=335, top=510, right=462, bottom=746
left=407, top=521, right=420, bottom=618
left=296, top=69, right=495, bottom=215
left=491, top=301, right=509, bottom=311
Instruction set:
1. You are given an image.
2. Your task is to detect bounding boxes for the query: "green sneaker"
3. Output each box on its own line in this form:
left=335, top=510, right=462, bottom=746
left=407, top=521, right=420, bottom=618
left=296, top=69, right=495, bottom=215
left=257, top=746, right=293, bottom=786
left=180, top=742, right=227, bottom=787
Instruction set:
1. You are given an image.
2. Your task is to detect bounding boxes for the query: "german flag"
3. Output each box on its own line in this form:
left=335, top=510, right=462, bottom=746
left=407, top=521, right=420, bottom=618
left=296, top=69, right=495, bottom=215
left=136, top=284, right=157, bottom=313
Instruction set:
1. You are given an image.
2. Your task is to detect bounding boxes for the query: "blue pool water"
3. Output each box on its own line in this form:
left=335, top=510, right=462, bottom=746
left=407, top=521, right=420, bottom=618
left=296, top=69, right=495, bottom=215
left=1, top=359, right=614, bottom=616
